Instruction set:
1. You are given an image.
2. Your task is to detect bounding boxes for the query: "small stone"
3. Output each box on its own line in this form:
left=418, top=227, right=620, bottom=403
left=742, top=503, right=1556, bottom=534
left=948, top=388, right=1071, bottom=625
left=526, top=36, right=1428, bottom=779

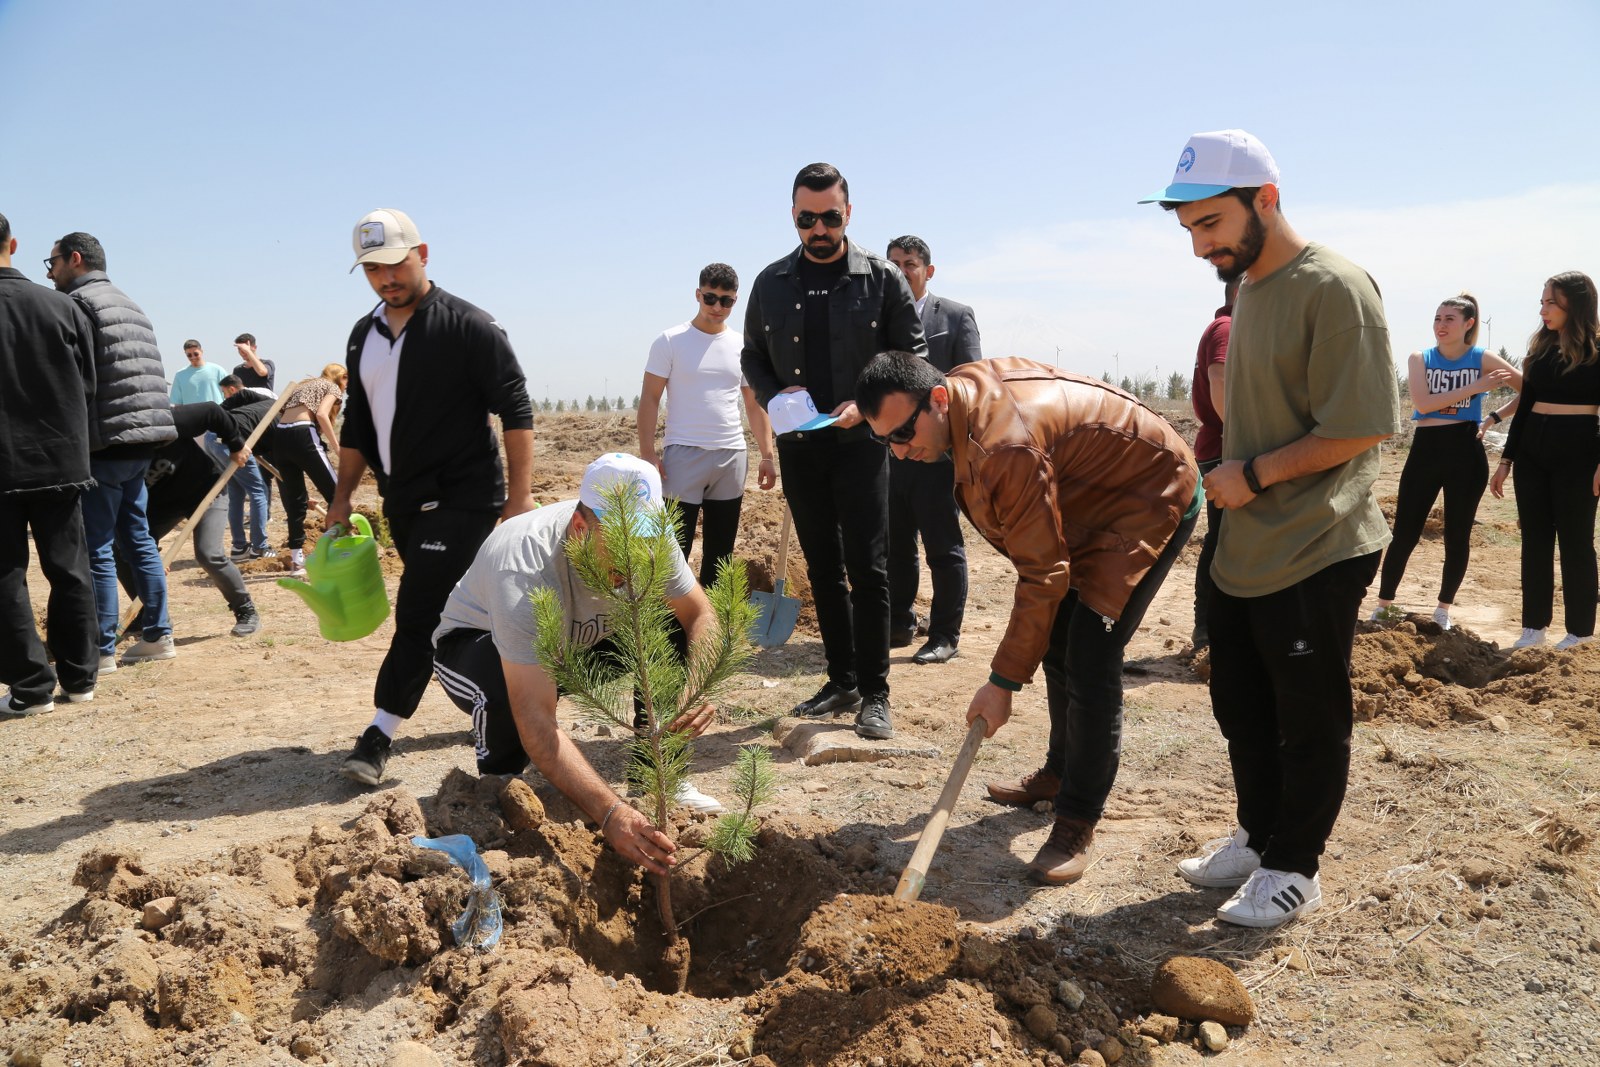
left=1057, top=979, right=1086, bottom=1010
left=1025, top=1004, right=1058, bottom=1041
left=1077, top=1052, right=1106, bottom=1067
left=1460, top=859, right=1498, bottom=887
left=1096, top=1036, right=1124, bottom=1063
left=1488, top=715, right=1510, bottom=732
left=1199, top=1021, right=1229, bottom=1051
left=386, top=1040, right=442, bottom=1067
left=1051, top=1035, right=1074, bottom=1058
left=498, top=778, right=545, bottom=832
left=141, top=896, right=179, bottom=930
left=1138, top=1014, right=1179, bottom=1043
left=1531, top=886, right=1551, bottom=903
left=961, top=934, right=1004, bottom=977
left=1525, top=979, right=1545, bottom=993
left=290, top=1034, right=319, bottom=1058
left=1271, top=945, right=1309, bottom=972
left=1032, top=800, right=1053, bottom=814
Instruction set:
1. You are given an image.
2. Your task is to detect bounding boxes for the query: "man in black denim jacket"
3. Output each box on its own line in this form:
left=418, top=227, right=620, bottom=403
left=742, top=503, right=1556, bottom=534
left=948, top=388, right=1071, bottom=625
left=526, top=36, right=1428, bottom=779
left=740, top=162, right=924, bottom=740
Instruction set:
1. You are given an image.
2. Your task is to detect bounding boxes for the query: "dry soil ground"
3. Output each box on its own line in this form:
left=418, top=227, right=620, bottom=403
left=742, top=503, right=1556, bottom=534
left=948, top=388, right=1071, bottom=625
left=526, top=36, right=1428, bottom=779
left=2, top=408, right=1597, bottom=1067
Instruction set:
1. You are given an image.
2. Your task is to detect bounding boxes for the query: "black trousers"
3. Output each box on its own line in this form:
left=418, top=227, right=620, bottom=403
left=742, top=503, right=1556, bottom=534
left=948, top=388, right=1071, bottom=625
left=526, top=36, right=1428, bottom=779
left=888, top=456, right=968, bottom=643
left=1207, top=551, right=1379, bottom=878
left=377, top=506, right=498, bottom=720
left=776, top=434, right=891, bottom=700
left=0, top=490, right=98, bottom=702
left=676, top=497, right=743, bottom=587
left=1192, top=458, right=1222, bottom=645
left=1512, top=413, right=1600, bottom=636
left=1377, top=421, right=1488, bottom=605
left=274, top=423, right=338, bottom=550
left=1041, top=510, right=1196, bottom=822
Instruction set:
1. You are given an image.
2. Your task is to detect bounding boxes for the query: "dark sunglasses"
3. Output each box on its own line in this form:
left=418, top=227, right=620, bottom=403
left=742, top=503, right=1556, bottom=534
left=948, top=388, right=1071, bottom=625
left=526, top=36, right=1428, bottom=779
left=42, top=254, right=65, bottom=270
left=794, top=209, right=846, bottom=230
left=700, top=292, right=737, bottom=308
left=868, top=394, right=929, bottom=446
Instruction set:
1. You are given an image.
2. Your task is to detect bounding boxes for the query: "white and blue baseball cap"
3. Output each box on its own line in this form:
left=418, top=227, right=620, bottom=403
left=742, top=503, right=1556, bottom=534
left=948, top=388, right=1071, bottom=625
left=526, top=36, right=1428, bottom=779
left=578, top=453, right=666, bottom=533
left=767, top=390, right=839, bottom=436
left=1138, top=130, right=1280, bottom=205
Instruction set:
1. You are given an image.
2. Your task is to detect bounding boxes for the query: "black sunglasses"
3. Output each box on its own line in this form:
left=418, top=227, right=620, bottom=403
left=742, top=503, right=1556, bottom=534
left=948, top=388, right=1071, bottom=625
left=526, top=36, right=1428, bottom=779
left=42, top=253, right=65, bottom=270
left=700, top=292, right=737, bottom=308
left=868, top=394, right=930, bottom=446
left=794, top=209, right=845, bottom=230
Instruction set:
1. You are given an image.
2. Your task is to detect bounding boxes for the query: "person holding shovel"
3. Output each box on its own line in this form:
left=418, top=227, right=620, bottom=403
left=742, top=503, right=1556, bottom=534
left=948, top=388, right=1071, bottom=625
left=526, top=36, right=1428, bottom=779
left=857, top=353, right=1199, bottom=885
left=431, top=453, right=726, bottom=871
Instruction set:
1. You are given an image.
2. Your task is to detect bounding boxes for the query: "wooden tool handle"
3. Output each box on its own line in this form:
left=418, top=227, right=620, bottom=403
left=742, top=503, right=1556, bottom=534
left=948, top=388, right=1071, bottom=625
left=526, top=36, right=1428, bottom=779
left=893, top=717, right=988, bottom=902
left=773, top=506, right=793, bottom=585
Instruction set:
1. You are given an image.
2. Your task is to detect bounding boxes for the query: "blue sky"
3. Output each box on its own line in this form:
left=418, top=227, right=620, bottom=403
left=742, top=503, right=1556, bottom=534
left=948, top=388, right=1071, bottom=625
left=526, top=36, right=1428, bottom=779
left=3, top=1, right=1596, bottom=400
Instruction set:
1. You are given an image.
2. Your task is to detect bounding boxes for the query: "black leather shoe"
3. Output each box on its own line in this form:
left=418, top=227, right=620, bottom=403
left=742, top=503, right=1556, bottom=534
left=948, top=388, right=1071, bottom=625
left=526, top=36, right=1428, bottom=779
left=890, top=626, right=916, bottom=649
left=792, top=682, right=861, bottom=719
left=854, top=696, right=894, bottom=740
left=911, top=638, right=958, bottom=664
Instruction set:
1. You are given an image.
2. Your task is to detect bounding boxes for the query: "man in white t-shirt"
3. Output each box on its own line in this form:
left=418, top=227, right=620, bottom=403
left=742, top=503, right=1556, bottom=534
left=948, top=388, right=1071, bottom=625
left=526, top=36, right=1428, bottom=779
left=638, top=263, right=775, bottom=586
left=432, top=453, right=725, bottom=872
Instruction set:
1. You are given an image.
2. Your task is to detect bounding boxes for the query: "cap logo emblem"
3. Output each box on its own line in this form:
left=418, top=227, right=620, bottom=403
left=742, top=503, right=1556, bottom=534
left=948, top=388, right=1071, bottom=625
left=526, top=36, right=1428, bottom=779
left=1177, top=146, right=1196, bottom=173
left=359, top=222, right=387, bottom=249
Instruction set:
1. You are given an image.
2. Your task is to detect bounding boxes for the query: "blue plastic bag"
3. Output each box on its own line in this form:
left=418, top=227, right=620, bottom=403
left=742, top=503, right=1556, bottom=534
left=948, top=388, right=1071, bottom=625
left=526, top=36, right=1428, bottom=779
left=411, top=833, right=503, bottom=951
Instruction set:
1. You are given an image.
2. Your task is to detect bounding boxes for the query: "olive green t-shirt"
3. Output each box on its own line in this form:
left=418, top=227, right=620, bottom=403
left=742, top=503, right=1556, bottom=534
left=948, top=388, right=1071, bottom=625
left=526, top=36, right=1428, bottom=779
left=1214, top=242, right=1399, bottom=598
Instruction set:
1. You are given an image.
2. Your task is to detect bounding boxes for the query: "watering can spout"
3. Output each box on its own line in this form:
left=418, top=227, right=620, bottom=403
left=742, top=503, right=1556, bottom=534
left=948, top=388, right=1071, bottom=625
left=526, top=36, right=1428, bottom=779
left=278, top=513, right=390, bottom=641
left=277, top=576, right=344, bottom=626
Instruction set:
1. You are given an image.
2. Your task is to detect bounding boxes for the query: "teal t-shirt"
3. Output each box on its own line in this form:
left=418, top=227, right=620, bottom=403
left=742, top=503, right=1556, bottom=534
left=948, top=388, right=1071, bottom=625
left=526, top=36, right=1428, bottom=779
left=1214, top=243, right=1400, bottom=597
left=170, top=363, right=227, bottom=405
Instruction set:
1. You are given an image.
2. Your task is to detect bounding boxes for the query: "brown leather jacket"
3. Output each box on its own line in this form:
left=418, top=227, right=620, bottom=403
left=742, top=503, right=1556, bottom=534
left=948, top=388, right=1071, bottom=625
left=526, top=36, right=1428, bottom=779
left=945, top=359, right=1199, bottom=686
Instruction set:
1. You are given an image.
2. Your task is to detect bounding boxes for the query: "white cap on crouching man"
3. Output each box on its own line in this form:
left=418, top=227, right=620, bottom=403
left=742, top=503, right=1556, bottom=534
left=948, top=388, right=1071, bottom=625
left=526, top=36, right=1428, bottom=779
left=767, top=389, right=839, bottom=436
left=579, top=453, right=666, bottom=535
left=350, top=208, right=423, bottom=272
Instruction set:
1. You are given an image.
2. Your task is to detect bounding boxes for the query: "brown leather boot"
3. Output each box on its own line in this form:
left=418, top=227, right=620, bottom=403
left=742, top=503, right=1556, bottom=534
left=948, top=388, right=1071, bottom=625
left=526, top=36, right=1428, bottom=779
left=986, top=766, right=1061, bottom=807
left=1027, top=816, right=1096, bottom=885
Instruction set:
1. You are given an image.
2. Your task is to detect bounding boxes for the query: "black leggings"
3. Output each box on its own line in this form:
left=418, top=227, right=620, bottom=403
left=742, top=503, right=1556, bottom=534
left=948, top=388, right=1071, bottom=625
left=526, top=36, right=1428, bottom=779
left=1512, top=413, right=1600, bottom=635
left=274, top=423, right=338, bottom=550
left=1377, top=420, right=1487, bottom=604
left=676, top=496, right=743, bottom=587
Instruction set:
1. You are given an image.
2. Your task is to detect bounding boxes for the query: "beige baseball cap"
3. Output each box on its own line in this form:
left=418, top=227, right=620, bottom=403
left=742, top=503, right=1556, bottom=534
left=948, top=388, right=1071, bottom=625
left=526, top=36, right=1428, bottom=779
left=350, top=208, right=422, bottom=272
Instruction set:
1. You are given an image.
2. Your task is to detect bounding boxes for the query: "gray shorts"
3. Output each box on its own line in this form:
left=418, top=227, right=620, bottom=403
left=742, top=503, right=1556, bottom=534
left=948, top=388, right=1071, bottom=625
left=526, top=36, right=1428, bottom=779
left=662, top=445, right=747, bottom=504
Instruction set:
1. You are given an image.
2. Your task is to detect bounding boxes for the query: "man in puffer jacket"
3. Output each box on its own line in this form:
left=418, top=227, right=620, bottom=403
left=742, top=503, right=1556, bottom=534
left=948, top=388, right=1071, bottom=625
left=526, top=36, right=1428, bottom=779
left=48, top=232, right=179, bottom=668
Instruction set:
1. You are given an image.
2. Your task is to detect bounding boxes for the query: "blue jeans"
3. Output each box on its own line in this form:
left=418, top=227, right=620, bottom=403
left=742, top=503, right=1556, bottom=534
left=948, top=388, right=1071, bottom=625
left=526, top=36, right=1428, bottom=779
left=83, top=455, right=170, bottom=655
left=227, top=456, right=271, bottom=553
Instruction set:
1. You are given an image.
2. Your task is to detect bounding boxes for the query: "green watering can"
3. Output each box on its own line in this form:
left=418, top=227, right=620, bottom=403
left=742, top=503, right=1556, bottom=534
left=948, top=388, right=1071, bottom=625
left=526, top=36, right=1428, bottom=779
left=278, top=514, right=391, bottom=641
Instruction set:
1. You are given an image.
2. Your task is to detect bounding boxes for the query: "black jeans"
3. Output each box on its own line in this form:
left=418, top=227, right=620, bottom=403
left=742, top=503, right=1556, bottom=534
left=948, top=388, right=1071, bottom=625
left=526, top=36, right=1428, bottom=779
left=1207, top=551, right=1379, bottom=878
left=119, top=497, right=251, bottom=615
left=377, top=506, right=499, bottom=720
left=676, top=497, right=743, bottom=587
left=274, top=423, right=338, bottom=551
left=1512, top=413, right=1600, bottom=636
left=1378, top=421, right=1488, bottom=605
left=1192, top=458, right=1222, bottom=645
left=776, top=434, right=890, bottom=700
left=0, top=489, right=98, bottom=702
left=888, top=456, right=968, bottom=643
left=1041, top=509, right=1196, bottom=822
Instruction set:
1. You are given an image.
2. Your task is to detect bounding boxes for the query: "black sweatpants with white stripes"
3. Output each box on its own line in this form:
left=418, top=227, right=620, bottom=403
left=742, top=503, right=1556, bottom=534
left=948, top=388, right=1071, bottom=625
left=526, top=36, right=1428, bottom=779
left=273, top=422, right=338, bottom=550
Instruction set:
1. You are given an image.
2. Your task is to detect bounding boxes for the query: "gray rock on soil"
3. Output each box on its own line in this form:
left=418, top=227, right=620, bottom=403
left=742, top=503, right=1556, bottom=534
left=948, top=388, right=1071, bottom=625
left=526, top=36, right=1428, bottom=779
left=773, top=718, right=941, bottom=765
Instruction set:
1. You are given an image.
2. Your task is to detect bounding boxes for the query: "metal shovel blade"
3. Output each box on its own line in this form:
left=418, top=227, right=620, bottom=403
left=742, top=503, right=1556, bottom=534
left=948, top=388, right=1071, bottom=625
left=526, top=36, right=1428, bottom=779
left=750, top=578, right=800, bottom=647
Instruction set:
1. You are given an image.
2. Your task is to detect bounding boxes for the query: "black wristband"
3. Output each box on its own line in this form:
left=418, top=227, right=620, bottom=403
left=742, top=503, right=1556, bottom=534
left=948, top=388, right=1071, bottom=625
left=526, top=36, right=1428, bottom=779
left=1243, top=457, right=1267, bottom=495
left=1488, top=411, right=1502, bottom=425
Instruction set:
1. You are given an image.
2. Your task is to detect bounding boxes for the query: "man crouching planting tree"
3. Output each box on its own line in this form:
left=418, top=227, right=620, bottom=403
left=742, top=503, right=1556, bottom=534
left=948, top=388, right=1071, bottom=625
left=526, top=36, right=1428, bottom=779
left=471, top=453, right=768, bottom=987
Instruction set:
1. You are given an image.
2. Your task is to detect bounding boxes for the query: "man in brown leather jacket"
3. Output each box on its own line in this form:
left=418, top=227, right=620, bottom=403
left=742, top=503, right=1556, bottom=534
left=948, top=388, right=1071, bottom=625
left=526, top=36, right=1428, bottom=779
left=857, top=353, right=1200, bottom=884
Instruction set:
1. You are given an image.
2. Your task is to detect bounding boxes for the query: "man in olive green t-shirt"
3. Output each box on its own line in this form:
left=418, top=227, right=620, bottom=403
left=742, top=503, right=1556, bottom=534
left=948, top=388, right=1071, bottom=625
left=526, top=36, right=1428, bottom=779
left=1141, top=130, right=1398, bottom=930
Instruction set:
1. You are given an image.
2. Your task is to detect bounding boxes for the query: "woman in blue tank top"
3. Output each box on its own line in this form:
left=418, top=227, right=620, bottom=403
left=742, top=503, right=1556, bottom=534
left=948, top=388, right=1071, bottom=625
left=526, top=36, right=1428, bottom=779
left=1371, top=293, right=1520, bottom=630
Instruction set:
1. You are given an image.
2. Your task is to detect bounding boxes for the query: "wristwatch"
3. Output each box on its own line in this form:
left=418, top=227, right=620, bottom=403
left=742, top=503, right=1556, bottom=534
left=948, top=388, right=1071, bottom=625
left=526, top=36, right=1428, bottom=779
left=1243, top=457, right=1267, bottom=495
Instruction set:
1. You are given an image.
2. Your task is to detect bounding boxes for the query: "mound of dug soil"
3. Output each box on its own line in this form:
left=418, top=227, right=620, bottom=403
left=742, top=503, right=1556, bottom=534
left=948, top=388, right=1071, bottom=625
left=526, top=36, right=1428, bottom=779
left=2, top=770, right=1147, bottom=1066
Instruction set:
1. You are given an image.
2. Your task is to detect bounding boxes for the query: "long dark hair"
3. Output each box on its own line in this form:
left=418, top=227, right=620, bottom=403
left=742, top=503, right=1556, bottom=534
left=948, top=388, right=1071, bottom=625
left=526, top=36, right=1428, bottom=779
left=1527, top=271, right=1599, bottom=371
left=1437, top=292, right=1480, bottom=347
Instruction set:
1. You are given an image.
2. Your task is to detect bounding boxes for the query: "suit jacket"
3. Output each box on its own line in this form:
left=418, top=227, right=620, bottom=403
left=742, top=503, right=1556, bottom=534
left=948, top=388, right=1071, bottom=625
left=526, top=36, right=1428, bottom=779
left=920, top=293, right=982, bottom=373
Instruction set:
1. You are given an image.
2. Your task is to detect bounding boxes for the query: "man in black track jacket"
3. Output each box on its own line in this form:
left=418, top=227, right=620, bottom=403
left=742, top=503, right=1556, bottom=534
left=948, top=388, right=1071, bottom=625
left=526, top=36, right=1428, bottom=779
left=327, top=208, right=535, bottom=787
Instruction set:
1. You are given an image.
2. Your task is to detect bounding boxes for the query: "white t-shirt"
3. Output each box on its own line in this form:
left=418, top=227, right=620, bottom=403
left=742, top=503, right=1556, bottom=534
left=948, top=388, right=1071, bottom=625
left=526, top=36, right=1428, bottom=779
left=360, top=304, right=405, bottom=471
left=433, top=500, right=696, bottom=665
left=644, top=322, right=748, bottom=450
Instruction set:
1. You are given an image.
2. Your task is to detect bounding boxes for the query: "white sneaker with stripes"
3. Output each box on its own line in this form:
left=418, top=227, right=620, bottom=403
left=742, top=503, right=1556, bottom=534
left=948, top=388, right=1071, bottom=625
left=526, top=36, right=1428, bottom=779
left=1216, top=868, right=1321, bottom=928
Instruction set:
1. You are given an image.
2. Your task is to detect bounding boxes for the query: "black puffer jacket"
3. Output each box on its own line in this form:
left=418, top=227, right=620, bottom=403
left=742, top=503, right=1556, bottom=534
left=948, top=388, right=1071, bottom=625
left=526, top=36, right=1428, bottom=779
left=63, top=271, right=177, bottom=456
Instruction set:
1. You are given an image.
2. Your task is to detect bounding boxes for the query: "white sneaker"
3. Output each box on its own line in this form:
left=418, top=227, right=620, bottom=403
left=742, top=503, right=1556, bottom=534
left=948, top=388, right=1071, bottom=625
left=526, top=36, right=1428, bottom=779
left=1432, top=607, right=1452, bottom=631
left=98, top=655, right=118, bottom=674
left=673, top=780, right=726, bottom=815
left=4, top=689, right=56, bottom=716
left=59, top=689, right=95, bottom=703
left=122, top=634, right=177, bottom=663
left=1512, top=628, right=1547, bottom=649
left=1216, top=868, right=1322, bottom=928
left=1177, top=827, right=1261, bottom=888
left=1555, top=633, right=1594, bottom=651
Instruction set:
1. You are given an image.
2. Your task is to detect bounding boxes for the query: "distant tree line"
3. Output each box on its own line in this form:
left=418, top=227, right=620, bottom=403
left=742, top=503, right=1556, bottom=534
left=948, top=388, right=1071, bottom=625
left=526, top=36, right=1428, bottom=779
left=534, top=395, right=638, bottom=413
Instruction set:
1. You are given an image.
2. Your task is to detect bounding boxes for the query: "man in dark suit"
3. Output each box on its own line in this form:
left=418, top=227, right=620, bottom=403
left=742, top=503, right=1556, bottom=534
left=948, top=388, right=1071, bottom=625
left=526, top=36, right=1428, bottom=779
left=885, top=236, right=981, bottom=664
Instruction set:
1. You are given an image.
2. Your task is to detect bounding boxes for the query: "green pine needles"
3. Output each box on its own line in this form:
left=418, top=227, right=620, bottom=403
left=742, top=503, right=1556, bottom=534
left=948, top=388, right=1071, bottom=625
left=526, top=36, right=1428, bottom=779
left=528, top=481, right=767, bottom=984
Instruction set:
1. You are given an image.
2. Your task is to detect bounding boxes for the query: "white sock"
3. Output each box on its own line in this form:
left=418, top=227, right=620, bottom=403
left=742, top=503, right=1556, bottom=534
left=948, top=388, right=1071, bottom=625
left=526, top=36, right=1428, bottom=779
left=370, top=710, right=404, bottom=739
